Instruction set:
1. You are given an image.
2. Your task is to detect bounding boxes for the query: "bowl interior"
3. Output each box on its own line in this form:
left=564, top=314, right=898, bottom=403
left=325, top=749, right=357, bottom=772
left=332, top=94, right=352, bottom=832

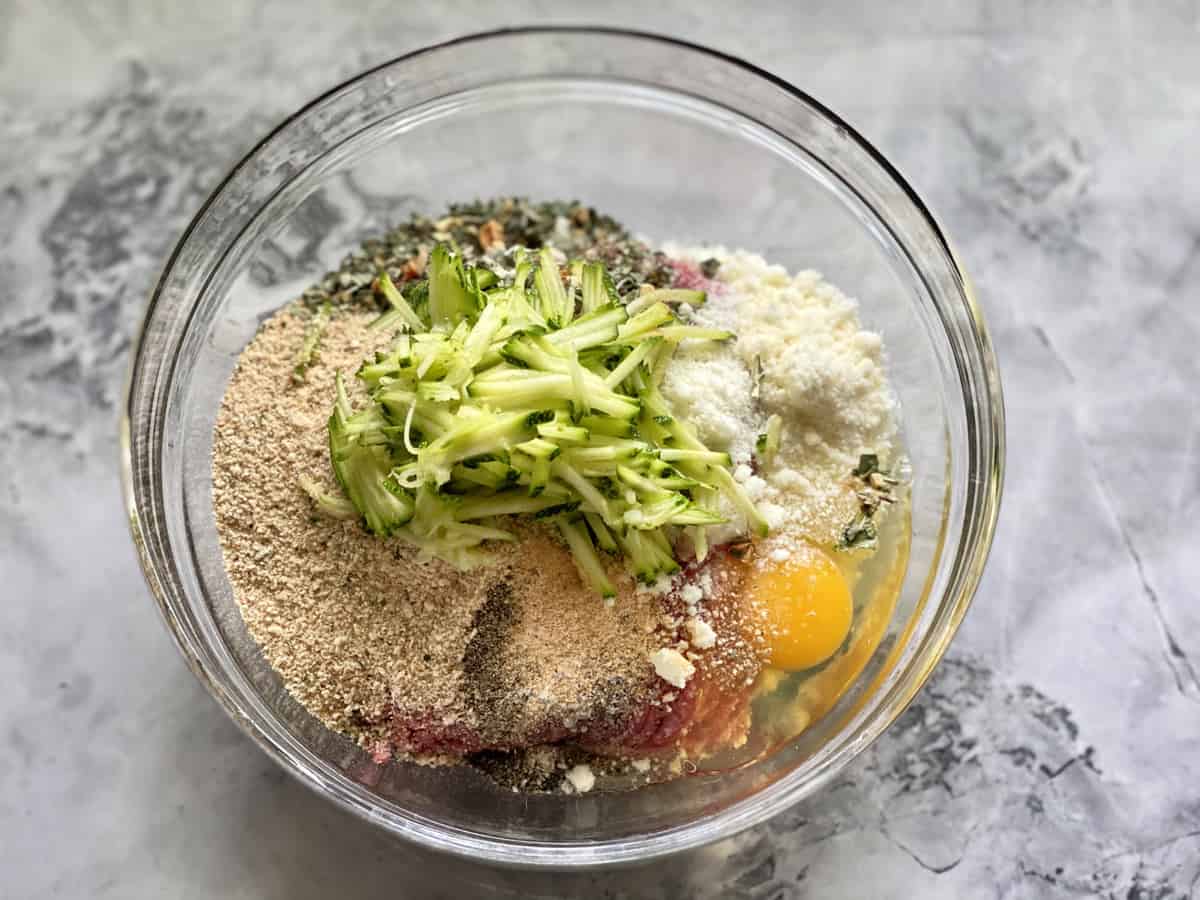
left=127, top=29, right=998, bottom=866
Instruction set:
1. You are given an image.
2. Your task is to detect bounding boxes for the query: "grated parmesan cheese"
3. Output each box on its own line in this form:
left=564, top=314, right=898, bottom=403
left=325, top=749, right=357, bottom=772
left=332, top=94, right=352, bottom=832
left=659, top=244, right=897, bottom=549
left=659, top=344, right=756, bottom=462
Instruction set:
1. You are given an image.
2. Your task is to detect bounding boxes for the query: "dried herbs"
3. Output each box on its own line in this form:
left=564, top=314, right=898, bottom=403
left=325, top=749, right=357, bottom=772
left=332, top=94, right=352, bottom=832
left=296, top=197, right=671, bottom=316
left=839, top=453, right=899, bottom=550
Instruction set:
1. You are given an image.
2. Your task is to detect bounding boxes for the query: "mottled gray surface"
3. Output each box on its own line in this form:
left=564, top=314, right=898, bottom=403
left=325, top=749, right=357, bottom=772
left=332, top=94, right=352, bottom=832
left=2, top=2, right=1199, bottom=897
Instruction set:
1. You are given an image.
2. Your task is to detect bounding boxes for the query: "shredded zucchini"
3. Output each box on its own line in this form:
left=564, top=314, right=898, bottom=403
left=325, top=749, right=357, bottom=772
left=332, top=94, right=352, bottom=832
left=369, top=272, right=424, bottom=333
left=311, top=242, right=770, bottom=595
left=557, top=516, right=616, bottom=598
left=298, top=474, right=358, bottom=519
left=293, top=302, right=331, bottom=383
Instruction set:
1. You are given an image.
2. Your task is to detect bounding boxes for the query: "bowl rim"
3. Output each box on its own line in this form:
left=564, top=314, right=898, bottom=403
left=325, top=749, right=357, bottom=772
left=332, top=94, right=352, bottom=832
left=121, top=25, right=1005, bottom=868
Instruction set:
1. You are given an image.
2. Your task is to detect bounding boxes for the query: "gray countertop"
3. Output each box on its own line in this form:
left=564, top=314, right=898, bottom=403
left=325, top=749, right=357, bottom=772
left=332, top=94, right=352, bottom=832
left=3, top=2, right=1198, bottom=897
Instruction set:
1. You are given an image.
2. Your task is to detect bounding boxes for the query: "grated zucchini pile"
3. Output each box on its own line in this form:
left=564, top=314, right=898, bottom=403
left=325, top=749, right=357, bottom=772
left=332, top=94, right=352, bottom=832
left=307, top=243, right=768, bottom=597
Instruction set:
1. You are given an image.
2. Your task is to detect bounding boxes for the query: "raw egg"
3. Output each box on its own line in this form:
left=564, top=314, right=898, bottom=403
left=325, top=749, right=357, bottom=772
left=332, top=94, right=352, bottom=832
left=749, top=544, right=852, bottom=671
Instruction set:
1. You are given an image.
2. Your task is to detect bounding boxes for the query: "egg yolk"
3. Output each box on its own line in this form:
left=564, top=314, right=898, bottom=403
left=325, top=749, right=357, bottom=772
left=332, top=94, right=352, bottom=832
left=749, top=545, right=853, bottom=672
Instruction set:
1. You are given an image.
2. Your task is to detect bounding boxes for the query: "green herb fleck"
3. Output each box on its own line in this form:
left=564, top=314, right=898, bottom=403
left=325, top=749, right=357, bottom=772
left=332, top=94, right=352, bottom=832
left=838, top=453, right=899, bottom=551
left=852, top=453, right=880, bottom=477
left=840, top=514, right=878, bottom=550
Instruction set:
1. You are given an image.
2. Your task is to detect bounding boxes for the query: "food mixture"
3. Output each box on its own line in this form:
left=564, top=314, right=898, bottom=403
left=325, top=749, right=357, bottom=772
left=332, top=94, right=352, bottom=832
left=213, top=198, right=907, bottom=793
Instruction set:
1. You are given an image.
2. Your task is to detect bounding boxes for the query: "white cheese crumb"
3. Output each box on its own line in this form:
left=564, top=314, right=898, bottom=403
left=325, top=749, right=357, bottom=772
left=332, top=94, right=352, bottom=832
left=733, top=463, right=753, bottom=483
left=759, top=501, right=788, bottom=531
left=658, top=344, right=756, bottom=460
left=636, top=574, right=677, bottom=596
left=564, top=764, right=596, bottom=794
left=741, top=474, right=767, bottom=500
left=680, top=584, right=704, bottom=607
left=770, top=547, right=791, bottom=562
left=650, top=647, right=696, bottom=688
left=631, top=758, right=651, bottom=773
left=686, top=618, right=717, bottom=650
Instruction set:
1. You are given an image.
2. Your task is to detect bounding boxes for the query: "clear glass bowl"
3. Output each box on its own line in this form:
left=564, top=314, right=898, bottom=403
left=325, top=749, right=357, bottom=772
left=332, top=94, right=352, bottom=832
left=121, top=28, right=1004, bottom=867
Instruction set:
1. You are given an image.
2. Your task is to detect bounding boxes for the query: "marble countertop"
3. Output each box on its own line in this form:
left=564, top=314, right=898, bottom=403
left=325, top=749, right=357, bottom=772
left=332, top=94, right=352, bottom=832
left=3, top=2, right=1198, bottom=897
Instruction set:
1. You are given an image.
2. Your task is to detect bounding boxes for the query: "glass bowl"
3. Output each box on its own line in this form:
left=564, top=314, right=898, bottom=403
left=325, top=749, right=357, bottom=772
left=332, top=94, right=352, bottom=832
left=121, top=28, right=1004, bottom=867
